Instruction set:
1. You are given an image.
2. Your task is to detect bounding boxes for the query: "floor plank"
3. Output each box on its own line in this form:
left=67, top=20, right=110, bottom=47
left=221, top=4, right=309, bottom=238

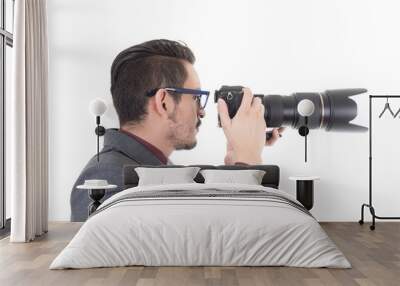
left=0, top=222, right=399, bottom=286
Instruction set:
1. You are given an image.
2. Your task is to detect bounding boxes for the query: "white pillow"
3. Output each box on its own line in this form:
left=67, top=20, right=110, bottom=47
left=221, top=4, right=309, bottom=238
left=135, top=167, right=201, bottom=186
left=200, top=169, right=266, bottom=185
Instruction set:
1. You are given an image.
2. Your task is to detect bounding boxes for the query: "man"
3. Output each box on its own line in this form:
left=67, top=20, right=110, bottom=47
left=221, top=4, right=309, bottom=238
left=70, top=39, right=283, bottom=222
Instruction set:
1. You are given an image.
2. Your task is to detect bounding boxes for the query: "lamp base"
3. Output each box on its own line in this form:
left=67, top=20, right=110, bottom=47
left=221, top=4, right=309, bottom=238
left=95, top=126, right=106, bottom=136
left=298, top=126, right=309, bottom=136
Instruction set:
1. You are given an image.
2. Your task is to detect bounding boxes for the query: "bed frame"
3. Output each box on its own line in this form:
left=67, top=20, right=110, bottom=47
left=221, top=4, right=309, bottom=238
left=122, top=164, right=280, bottom=189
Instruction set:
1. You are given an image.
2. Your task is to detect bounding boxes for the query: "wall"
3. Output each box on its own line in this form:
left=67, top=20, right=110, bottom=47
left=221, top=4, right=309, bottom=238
left=47, top=0, right=400, bottom=221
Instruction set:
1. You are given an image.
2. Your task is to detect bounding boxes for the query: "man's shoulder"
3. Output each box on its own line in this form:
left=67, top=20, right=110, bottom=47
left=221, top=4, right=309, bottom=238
left=86, top=148, right=139, bottom=170
left=76, top=149, right=139, bottom=185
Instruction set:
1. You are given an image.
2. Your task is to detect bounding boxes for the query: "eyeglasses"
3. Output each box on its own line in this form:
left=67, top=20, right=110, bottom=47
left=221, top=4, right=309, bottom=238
left=146, top=87, right=210, bottom=109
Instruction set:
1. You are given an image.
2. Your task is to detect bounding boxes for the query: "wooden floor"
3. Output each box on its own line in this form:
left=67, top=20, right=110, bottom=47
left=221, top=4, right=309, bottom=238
left=0, top=222, right=399, bottom=286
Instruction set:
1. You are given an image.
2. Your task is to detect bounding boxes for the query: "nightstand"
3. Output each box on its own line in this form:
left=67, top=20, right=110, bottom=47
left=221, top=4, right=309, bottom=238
left=289, top=176, right=320, bottom=210
left=77, top=181, right=117, bottom=216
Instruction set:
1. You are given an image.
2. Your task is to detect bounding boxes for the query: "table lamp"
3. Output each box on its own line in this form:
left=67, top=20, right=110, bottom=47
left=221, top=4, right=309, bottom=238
left=297, top=99, right=315, bottom=162
left=89, top=98, right=107, bottom=162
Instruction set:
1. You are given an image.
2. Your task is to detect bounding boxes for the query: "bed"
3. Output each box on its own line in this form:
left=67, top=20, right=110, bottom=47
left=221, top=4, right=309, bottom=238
left=50, top=164, right=350, bottom=269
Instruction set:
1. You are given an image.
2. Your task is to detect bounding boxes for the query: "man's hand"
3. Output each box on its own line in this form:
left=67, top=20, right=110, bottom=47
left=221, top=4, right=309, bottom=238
left=224, top=141, right=236, bottom=165
left=218, top=87, right=266, bottom=165
left=265, top=127, right=286, bottom=146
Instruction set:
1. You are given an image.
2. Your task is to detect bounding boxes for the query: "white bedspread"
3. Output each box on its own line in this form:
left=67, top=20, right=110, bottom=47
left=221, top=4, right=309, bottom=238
left=50, top=183, right=351, bottom=269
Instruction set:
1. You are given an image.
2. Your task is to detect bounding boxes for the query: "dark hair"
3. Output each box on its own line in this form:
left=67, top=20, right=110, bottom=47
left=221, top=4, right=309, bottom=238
left=110, top=39, right=196, bottom=126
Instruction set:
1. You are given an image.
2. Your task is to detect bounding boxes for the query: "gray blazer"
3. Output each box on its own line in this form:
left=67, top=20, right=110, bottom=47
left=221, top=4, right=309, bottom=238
left=70, top=128, right=173, bottom=222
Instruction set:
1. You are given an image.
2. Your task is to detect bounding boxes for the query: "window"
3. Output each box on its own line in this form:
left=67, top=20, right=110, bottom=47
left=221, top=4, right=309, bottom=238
left=0, top=0, right=14, bottom=235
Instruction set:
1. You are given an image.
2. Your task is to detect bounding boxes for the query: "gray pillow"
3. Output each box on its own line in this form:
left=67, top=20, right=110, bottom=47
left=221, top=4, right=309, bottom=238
left=135, top=167, right=201, bottom=186
left=200, top=169, right=266, bottom=185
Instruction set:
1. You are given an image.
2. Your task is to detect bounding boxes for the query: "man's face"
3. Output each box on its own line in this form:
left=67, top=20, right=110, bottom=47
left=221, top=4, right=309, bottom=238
left=166, top=62, right=205, bottom=150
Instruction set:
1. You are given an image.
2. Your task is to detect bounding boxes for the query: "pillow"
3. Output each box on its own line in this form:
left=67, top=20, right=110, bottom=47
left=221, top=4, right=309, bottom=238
left=135, top=167, right=201, bottom=186
left=200, top=169, right=266, bottom=185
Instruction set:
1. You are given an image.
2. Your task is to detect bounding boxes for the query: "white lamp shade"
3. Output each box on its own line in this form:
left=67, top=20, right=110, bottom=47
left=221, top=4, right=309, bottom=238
left=89, top=98, right=107, bottom=116
left=297, top=99, right=315, bottom=117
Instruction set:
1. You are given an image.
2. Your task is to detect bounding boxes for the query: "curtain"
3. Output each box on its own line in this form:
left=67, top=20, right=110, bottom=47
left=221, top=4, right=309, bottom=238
left=10, top=0, right=48, bottom=242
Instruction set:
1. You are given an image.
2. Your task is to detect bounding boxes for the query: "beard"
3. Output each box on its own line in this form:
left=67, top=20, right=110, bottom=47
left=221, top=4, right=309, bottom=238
left=167, top=110, right=201, bottom=150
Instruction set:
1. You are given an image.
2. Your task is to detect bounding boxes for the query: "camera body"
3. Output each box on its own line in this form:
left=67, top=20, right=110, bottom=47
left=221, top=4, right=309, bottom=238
left=214, top=86, right=263, bottom=127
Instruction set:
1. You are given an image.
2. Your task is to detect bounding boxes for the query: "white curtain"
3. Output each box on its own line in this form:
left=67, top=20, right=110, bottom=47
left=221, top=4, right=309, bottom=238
left=10, top=0, right=48, bottom=242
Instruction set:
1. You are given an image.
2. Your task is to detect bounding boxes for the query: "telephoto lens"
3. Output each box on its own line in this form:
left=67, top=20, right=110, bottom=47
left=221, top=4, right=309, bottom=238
left=214, top=85, right=368, bottom=133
